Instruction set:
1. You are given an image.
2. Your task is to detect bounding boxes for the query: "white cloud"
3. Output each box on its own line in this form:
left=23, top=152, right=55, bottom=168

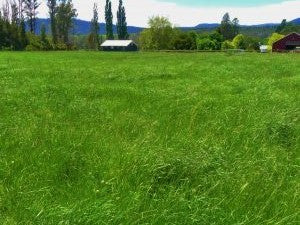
left=1, top=0, right=299, bottom=26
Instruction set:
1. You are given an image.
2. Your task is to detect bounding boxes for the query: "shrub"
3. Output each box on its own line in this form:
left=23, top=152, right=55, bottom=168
left=232, top=34, right=247, bottom=49
left=221, top=40, right=234, bottom=50
left=197, top=38, right=217, bottom=50
left=172, top=31, right=197, bottom=50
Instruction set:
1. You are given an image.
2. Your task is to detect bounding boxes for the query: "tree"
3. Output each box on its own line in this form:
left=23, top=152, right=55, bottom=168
left=172, top=30, right=197, bottom=50
left=116, top=0, right=128, bottom=40
left=105, top=0, right=114, bottom=40
left=19, top=18, right=28, bottom=49
left=11, top=2, right=19, bottom=24
left=197, top=38, right=217, bottom=50
left=47, top=0, right=57, bottom=43
left=24, top=0, right=40, bottom=33
left=18, top=0, right=25, bottom=22
left=88, top=3, right=100, bottom=50
left=276, top=19, right=287, bottom=33
left=268, top=33, right=284, bottom=50
left=221, top=40, right=234, bottom=50
left=56, top=0, right=77, bottom=45
left=40, top=23, right=51, bottom=50
left=232, top=34, right=247, bottom=49
left=139, top=16, right=174, bottom=50
left=217, top=13, right=238, bottom=40
left=232, top=18, right=240, bottom=37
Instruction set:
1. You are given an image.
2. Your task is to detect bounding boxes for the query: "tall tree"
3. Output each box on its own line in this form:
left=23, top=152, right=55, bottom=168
left=56, top=0, right=77, bottom=45
left=18, top=0, right=25, bottom=22
left=47, top=0, right=57, bottom=43
left=217, top=13, right=238, bottom=40
left=24, top=0, right=40, bottom=33
left=116, top=0, right=128, bottom=40
left=105, top=0, right=113, bottom=40
left=139, top=16, right=174, bottom=50
left=11, top=1, right=19, bottom=24
left=88, top=3, right=100, bottom=50
left=276, top=19, right=287, bottom=33
left=232, top=17, right=240, bottom=37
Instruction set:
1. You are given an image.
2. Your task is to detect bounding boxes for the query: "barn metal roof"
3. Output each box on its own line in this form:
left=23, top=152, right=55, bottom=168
left=101, top=40, right=135, bottom=47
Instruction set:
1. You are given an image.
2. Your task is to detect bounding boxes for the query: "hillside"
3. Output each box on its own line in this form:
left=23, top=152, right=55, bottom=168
left=34, top=17, right=300, bottom=36
left=291, top=18, right=300, bottom=25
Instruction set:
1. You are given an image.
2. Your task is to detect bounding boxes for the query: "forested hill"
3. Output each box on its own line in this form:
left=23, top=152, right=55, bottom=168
left=34, top=17, right=300, bottom=36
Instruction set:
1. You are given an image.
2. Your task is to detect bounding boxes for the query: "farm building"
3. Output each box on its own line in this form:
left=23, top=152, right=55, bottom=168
left=272, top=32, right=300, bottom=52
left=259, top=45, right=268, bottom=53
left=101, top=40, right=138, bottom=51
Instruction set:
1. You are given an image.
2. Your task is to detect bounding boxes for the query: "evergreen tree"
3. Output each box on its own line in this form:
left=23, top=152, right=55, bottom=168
left=116, top=0, right=128, bottom=40
left=24, top=0, right=40, bottom=33
left=105, top=0, right=114, bottom=40
left=47, top=0, right=57, bottom=43
left=88, top=3, right=100, bottom=50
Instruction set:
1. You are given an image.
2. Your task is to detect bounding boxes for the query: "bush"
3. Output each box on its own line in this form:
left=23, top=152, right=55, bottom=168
left=232, top=34, right=247, bottom=49
left=172, top=31, right=197, bottom=50
left=55, top=42, right=68, bottom=51
left=221, top=40, right=234, bottom=50
left=197, top=38, right=217, bottom=50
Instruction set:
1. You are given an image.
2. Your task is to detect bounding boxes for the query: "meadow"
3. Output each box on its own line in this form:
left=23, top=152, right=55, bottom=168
left=0, top=51, right=299, bottom=224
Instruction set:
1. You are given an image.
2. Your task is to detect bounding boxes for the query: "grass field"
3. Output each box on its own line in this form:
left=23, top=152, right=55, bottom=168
left=0, top=51, right=299, bottom=224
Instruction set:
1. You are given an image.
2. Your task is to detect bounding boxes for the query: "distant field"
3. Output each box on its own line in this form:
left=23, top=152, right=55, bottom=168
left=0, top=52, right=299, bottom=224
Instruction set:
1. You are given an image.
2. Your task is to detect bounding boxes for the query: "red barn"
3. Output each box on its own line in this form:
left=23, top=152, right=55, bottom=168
left=272, top=33, right=300, bottom=52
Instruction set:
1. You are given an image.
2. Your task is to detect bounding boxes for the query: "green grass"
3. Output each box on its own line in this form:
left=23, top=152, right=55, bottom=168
left=0, top=51, right=299, bottom=224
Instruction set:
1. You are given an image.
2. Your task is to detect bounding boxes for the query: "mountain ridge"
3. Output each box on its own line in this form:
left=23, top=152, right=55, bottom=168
left=34, top=17, right=300, bottom=35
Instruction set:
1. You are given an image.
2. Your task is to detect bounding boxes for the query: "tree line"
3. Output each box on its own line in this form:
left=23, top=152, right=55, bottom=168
left=0, top=0, right=129, bottom=50
left=139, top=14, right=300, bottom=51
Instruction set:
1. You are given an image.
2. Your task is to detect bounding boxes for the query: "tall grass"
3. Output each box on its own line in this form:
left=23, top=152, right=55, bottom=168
left=0, top=52, right=299, bottom=224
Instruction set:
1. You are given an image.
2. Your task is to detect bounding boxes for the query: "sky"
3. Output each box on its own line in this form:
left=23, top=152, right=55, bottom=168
left=1, top=0, right=300, bottom=27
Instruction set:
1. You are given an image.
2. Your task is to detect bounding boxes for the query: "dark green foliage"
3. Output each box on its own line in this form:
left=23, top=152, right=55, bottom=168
left=172, top=30, right=197, bottom=50
left=116, top=0, right=128, bottom=40
left=196, top=32, right=224, bottom=50
left=56, top=0, right=77, bottom=47
left=40, top=24, right=52, bottom=50
left=275, top=19, right=300, bottom=34
left=276, top=19, right=288, bottom=33
left=0, top=7, right=27, bottom=50
left=47, top=0, right=57, bottom=43
left=88, top=3, right=100, bottom=50
left=217, top=13, right=240, bottom=40
left=197, top=38, right=217, bottom=50
left=105, top=0, right=114, bottom=40
left=19, top=19, right=28, bottom=49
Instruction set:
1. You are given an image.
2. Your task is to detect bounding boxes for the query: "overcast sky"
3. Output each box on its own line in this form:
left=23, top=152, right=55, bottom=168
left=1, top=0, right=300, bottom=26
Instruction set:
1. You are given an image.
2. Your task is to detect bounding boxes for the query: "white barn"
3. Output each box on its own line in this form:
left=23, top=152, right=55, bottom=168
left=100, top=40, right=138, bottom=51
